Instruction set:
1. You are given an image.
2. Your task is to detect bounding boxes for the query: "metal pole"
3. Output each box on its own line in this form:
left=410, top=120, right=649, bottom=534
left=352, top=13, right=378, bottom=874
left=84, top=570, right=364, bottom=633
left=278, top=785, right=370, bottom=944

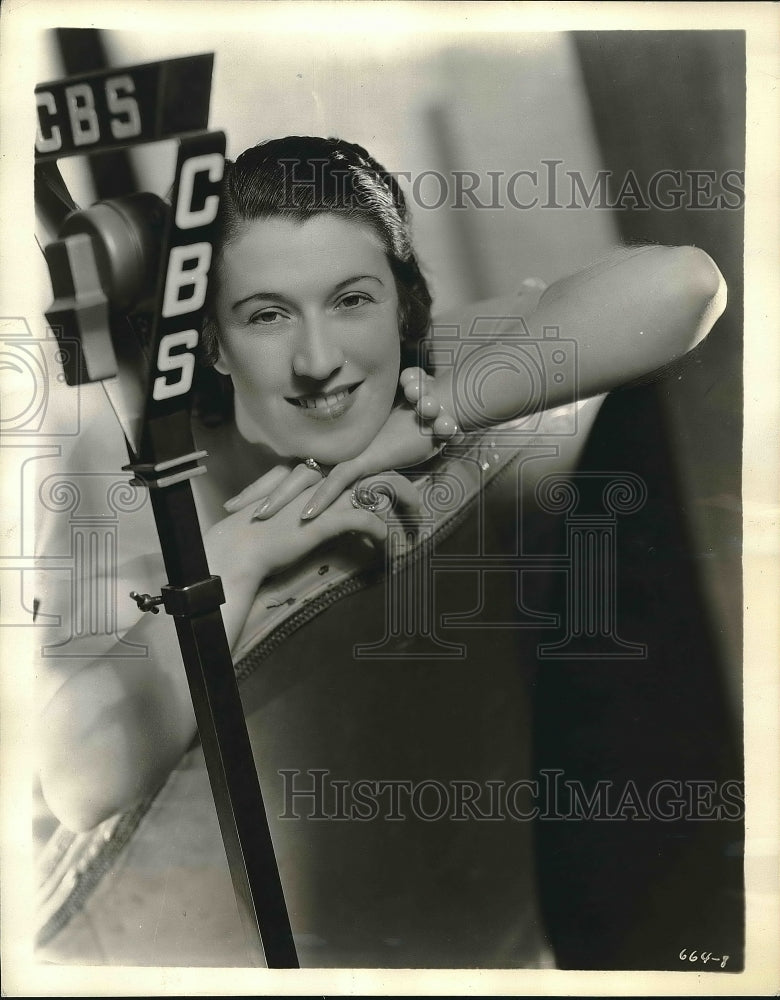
left=35, top=46, right=299, bottom=967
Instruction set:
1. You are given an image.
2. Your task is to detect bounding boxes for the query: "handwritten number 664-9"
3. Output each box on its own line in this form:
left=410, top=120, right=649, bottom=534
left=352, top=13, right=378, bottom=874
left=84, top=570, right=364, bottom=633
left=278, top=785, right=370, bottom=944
left=679, top=948, right=729, bottom=968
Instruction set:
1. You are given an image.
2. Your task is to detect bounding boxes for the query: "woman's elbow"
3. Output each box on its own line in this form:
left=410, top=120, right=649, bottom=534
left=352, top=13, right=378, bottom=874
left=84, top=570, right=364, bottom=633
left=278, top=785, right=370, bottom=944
left=39, top=732, right=168, bottom=832
left=38, top=685, right=179, bottom=833
left=669, top=245, right=728, bottom=349
left=39, top=757, right=124, bottom=833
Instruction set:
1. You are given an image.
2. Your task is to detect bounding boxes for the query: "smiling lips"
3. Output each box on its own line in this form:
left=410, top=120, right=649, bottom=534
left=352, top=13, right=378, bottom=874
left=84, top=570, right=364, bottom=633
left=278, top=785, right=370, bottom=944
left=287, top=383, right=362, bottom=420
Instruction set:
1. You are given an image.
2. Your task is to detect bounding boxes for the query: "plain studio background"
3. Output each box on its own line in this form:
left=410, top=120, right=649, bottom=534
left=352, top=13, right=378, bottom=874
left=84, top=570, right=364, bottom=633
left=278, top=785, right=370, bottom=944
left=27, top=25, right=744, bottom=969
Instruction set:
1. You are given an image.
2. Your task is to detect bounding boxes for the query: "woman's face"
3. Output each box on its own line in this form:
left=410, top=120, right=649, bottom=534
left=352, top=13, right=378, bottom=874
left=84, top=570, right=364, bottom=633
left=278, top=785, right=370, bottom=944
left=213, top=213, right=401, bottom=465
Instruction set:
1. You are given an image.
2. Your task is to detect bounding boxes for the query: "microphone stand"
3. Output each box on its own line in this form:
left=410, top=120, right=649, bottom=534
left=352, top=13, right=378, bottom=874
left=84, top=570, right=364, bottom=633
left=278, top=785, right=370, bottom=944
left=35, top=54, right=298, bottom=969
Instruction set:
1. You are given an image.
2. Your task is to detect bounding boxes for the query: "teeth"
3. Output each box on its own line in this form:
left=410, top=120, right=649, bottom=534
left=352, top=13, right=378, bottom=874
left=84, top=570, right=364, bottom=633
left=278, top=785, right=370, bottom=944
left=296, top=388, right=350, bottom=409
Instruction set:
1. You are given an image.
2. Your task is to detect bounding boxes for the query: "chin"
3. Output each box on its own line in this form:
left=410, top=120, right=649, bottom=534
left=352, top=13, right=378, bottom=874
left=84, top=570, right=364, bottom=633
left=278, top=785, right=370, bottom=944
left=239, top=395, right=392, bottom=466
left=293, top=423, right=383, bottom=466
left=296, top=438, right=373, bottom=467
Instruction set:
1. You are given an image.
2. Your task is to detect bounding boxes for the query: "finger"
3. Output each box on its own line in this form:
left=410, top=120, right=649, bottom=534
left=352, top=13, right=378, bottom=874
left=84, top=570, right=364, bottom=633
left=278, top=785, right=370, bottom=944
left=400, top=366, right=429, bottom=405
left=252, top=462, right=325, bottom=519
left=321, top=502, right=388, bottom=544
left=300, top=460, right=359, bottom=520
left=432, top=412, right=459, bottom=439
left=402, top=375, right=426, bottom=404
left=415, top=394, right=442, bottom=421
left=347, top=510, right=389, bottom=543
left=362, top=471, right=423, bottom=514
left=399, top=366, right=425, bottom=388
left=223, top=464, right=290, bottom=512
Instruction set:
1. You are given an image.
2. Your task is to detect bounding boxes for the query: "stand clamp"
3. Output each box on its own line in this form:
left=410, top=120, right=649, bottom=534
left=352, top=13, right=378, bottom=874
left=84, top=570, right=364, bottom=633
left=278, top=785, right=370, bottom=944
left=161, top=576, right=226, bottom=617
left=130, top=576, right=225, bottom=618
left=129, top=591, right=164, bottom=614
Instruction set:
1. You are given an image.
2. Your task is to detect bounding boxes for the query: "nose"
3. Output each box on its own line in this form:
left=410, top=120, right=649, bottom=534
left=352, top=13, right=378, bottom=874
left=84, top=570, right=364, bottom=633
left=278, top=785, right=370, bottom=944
left=292, top=314, right=344, bottom=381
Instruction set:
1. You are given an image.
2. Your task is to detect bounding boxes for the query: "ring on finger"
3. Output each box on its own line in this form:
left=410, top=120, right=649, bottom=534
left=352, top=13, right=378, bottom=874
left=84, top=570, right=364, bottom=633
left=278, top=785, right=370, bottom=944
left=303, top=457, right=325, bottom=477
left=351, top=486, right=386, bottom=513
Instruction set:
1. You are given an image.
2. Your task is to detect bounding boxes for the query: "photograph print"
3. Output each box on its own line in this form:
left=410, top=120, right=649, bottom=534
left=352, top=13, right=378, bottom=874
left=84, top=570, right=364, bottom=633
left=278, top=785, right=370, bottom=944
left=2, top=1, right=777, bottom=994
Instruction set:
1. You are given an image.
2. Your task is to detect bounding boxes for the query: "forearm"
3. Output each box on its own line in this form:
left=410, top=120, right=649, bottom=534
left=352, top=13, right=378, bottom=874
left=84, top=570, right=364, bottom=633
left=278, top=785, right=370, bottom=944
left=38, top=537, right=267, bottom=832
left=202, top=522, right=270, bottom=650
left=430, top=245, right=727, bottom=429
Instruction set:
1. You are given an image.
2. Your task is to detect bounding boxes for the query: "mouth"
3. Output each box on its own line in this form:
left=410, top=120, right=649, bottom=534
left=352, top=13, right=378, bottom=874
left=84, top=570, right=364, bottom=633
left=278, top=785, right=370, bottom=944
left=286, top=382, right=362, bottom=420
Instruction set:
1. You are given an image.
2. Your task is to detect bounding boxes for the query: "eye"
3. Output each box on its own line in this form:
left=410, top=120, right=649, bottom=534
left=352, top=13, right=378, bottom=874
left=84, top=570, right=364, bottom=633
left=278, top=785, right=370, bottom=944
left=337, top=291, right=372, bottom=310
left=249, top=308, right=285, bottom=326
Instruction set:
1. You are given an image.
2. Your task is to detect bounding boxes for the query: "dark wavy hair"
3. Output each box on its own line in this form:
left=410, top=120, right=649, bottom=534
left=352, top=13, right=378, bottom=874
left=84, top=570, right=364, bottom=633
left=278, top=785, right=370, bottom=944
left=193, top=136, right=433, bottom=425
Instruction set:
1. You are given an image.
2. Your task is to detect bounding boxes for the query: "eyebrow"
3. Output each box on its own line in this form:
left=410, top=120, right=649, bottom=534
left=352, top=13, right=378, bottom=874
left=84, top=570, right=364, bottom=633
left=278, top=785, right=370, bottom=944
left=231, top=274, right=384, bottom=312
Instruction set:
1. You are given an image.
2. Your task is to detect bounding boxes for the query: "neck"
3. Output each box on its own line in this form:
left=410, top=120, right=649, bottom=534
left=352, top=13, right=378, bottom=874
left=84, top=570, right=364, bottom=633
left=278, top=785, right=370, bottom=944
left=192, top=416, right=290, bottom=521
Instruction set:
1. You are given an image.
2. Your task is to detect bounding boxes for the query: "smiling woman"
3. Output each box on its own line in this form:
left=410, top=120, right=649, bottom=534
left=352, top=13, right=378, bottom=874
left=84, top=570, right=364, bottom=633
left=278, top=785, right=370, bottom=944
left=213, top=214, right=401, bottom=463
left=35, top=134, right=728, bottom=969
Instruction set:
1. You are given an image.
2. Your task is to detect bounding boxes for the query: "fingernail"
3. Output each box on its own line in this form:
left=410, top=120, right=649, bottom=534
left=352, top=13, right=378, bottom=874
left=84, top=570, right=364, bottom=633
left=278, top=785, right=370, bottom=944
left=223, top=496, right=242, bottom=511
left=301, top=502, right=319, bottom=520
left=251, top=498, right=270, bottom=519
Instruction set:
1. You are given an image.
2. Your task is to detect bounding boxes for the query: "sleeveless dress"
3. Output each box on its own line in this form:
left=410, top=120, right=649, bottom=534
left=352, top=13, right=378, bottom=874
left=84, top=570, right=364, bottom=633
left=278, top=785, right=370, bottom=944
left=34, top=386, right=602, bottom=968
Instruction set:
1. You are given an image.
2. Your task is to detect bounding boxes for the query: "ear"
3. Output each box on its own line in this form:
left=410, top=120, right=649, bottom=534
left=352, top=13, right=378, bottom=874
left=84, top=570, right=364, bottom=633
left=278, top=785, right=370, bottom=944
left=202, top=317, right=230, bottom=375
left=213, top=354, right=231, bottom=376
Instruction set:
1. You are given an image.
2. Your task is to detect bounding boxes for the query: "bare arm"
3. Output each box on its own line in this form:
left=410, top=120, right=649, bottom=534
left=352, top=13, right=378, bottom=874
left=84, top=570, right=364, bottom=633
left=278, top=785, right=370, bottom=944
left=294, top=244, right=726, bottom=518
left=36, top=523, right=264, bottom=833
left=430, top=245, right=727, bottom=427
left=38, top=485, right=389, bottom=831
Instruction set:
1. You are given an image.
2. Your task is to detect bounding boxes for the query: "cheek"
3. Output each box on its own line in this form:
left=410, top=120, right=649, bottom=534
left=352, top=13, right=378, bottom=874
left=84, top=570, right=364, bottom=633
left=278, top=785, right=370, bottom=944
left=371, top=337, right=401, bottom=375
left=359, top=339, right=401, bottom=412
left=221, top=334, right=290, bottom=393
left=363, top=311, right=403, bottom=375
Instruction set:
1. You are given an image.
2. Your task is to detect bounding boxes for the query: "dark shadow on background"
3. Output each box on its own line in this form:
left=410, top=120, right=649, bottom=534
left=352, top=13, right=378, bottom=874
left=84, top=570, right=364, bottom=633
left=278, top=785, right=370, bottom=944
left=533, top=31, right=745, bottom=971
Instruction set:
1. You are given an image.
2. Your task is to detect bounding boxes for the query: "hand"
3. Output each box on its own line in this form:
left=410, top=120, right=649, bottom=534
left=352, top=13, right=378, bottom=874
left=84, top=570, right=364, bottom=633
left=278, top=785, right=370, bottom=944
left=222, top=277, right=549, bottom=522
left=296, top=276, right=549, bottom=519
left=221, top=376, right=457, bottom=525
left=210, top=472, right=422, bottom=589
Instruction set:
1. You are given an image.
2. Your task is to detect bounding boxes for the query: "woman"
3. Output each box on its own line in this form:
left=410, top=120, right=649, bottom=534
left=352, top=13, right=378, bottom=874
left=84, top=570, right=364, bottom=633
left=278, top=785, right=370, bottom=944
left=35, top=137, right=727, bottom=967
